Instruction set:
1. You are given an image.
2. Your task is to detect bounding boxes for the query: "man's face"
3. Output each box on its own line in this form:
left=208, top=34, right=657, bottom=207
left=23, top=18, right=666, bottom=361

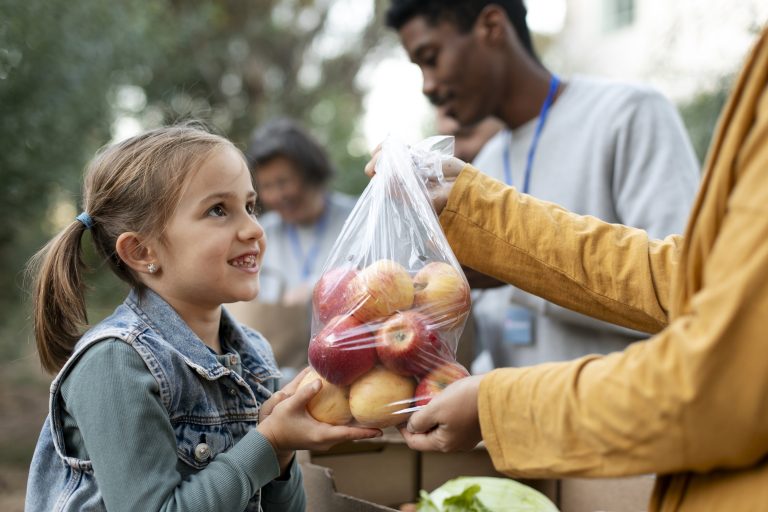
left=399, top=15, right=495, bottom=126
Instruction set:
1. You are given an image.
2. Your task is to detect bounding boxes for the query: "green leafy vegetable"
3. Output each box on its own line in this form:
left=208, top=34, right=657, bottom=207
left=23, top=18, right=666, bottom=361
left=417, top=477, right=559, bottom=512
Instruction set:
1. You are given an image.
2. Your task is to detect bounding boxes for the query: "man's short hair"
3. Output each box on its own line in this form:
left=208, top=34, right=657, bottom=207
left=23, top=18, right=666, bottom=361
left=385, top=0, right=535, bottom=58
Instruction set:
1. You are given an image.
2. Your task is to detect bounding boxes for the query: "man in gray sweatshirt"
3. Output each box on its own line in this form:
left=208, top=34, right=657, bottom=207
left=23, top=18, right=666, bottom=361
left=385, top=0, right=700, bottom=368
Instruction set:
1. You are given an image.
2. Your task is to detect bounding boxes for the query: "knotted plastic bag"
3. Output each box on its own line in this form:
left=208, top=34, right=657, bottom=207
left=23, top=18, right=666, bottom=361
left=301, top=135, right=471, bottom=428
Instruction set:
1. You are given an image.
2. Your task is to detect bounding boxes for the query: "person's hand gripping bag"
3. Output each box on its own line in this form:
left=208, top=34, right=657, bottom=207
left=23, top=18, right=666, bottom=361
left=300, top=135, right=471, bottom=429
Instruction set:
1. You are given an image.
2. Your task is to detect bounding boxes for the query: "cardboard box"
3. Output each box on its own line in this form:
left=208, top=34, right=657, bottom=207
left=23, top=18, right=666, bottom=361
left=558, top=476, right=655, bottom=512
left=301, top=460, right=398, bottom=512
left=302, top=431, right=655, bottom=511
left=307, top=434, right=417, bottom=506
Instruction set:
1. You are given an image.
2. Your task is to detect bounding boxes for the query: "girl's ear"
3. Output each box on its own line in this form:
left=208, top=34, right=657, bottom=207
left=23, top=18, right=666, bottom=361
left=116, top=232, right=158, bottom=275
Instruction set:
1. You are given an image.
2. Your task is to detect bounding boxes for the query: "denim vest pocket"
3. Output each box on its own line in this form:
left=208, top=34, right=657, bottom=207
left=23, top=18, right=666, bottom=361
left=174, top=421, right=234, bottom=470
left=52, top=467, right=106, bottom=512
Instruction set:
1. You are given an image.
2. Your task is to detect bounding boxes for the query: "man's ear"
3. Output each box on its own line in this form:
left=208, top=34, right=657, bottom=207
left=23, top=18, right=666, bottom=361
left=115, top=232, right=158, bottom=275
left=475, top=4, right=510, bottom=47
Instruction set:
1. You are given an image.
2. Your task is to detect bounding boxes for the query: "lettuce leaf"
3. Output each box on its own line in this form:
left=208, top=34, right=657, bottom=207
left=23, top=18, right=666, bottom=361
left=417, top=477, right=559, bottom=512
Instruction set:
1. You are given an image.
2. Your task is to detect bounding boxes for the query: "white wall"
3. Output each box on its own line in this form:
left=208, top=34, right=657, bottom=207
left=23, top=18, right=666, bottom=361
left=545, top=0, right=768, bottom=100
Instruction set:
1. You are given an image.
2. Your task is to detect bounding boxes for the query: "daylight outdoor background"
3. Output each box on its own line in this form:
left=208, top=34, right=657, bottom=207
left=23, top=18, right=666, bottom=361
left=1, top=0, right=765, bottom=509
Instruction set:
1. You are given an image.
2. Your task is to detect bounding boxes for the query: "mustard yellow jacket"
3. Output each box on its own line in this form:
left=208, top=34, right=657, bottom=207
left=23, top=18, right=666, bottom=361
left=439, top=28, right=768, bottom=512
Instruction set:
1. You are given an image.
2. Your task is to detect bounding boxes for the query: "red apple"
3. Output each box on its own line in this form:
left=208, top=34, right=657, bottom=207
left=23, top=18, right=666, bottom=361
left=349, top=366, right=416, bottom=428
left=413, top=262, right=471, bottom=329
left=347, top=259, right=414, bottom=323
left=312, top=265, right=359, bottom=324
left=308, top=314, right=377, bottom=386
left=299, top=369, right=352, bottom=426
left=375, top=311, right=450, bottom=377
left=414, top=361, right=471, bottom=407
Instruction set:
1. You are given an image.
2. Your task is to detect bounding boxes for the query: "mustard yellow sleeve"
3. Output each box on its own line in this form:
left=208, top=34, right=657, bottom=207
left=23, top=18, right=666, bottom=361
left=461, top=77, right=768, bottom=478
left=440, top=166, right=681, bottom=334
left=476, top=198, right=768, bottom=478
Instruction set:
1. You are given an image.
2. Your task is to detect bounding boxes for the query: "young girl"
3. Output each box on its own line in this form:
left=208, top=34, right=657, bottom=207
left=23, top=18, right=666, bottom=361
left=24, top=124, right=382, bottom=512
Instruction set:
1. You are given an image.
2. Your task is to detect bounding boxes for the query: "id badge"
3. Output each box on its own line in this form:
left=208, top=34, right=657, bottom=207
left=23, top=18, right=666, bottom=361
left=503, top=305, right=534, bottom=345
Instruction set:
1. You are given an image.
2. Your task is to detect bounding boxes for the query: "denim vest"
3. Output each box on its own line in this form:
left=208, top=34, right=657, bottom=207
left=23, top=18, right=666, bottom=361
left=25, top=288, right=281, bottom=511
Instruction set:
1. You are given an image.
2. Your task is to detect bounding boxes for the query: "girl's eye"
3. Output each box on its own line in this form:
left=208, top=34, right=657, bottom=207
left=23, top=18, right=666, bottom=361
left=208, top=204, right=226, bottom=217
left=246, top=201, right=261, bottom=217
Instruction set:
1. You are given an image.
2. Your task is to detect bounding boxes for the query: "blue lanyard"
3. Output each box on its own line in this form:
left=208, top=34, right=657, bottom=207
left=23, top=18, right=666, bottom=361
left=502, top=74, right=560, bottom=193
left=286, top=199, right=330, bottom=281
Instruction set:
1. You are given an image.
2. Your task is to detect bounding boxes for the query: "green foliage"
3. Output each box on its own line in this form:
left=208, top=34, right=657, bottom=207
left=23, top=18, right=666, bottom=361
left=0, top=0, right=163, bottom=359
left=678, top=78, right=733, bottom=166
left=0, top=0, right=390, bottom=361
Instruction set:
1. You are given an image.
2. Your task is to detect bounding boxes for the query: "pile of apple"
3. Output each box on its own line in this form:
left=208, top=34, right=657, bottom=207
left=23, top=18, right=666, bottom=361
left=300, top=258, right=472, bottom=428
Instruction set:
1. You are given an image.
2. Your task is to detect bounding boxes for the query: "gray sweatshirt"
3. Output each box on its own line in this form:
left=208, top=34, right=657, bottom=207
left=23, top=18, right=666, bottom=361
left=470, top=75, right=700, bottom=368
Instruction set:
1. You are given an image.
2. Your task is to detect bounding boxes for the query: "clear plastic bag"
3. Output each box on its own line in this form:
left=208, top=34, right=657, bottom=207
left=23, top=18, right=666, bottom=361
left=301, top=135, right=471, bottom=428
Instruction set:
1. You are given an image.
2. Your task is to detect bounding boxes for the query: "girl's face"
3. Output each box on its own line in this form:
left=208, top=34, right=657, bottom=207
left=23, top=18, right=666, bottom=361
left=150, top=145, right=266, bottom=316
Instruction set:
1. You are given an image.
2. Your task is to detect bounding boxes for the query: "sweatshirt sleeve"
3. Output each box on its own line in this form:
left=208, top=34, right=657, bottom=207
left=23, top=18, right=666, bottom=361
left=60, top=340, right=288, bottom=512
left=610, top=87, right=700, bottom=241
left=440, top=165, right=681, bottom=334
left=260, top=455, right=306, bottom=510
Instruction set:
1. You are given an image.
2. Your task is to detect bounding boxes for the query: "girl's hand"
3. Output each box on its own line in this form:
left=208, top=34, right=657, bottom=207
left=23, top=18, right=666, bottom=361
left=259, top=367, right=312, bottom=423
left=364, top=144, right=466, bottom=216
left=257, top=377, right=382, bottom=463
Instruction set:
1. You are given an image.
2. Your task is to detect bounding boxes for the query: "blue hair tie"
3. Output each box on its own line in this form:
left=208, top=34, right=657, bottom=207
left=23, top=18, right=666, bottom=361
left=76, top=212, right=94, bottom=230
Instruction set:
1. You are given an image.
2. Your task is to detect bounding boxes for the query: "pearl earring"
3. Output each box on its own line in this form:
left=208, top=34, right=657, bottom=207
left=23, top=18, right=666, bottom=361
left=147, top=263, right=158, bottom=274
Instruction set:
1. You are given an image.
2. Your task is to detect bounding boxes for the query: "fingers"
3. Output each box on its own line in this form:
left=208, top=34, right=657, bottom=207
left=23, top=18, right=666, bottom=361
left=311, top=425, right=383, bottom=451
left=406, top=405, right=439, bottom=435
left=399, top=427, right=438, bottom=452
left=364, top=157, right=377, bottom=177
left=281, top=366, right=312, bottom=395
left=331, top=425, right=382, bottom=441
left=260, top=389, right=290, bottom=419
left=288, top=377, right=322, bottom=408
left=441, top=156, right=466, bottom=180
left=364, top=147, right=382, bottom=177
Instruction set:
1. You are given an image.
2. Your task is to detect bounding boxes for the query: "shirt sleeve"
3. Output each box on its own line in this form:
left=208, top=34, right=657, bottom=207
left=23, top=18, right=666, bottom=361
left=440, top=165, right=680, bottom=334
left=477, top=198, right=768, bottom=477
left=260, top=455, right=306, bottom=511
left=60, top=340, right=288, bottom=512
left=611, top=87, right=701, bottom=240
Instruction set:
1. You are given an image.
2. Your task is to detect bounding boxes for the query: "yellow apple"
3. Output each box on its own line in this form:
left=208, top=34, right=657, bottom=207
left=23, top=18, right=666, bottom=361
left=349, top=366, right=416, bottom=428
left=300, top=369, right=353, bottom=426
left=347, top=259, right=414, bottom=323
left=413, top=261, right=470, bottom=329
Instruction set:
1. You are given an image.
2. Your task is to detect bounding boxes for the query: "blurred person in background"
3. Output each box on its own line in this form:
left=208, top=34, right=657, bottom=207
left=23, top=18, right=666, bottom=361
left=227, top=118, right=356, bottom=383
left=386, top=0, right=700, bottom=371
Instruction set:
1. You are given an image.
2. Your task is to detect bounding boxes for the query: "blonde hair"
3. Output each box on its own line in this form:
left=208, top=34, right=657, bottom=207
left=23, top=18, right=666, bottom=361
left=28, top=124, right=237, bottom=373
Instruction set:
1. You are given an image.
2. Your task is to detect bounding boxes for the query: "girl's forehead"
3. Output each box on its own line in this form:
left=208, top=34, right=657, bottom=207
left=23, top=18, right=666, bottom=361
left=174, top=146, right=254, bottom=205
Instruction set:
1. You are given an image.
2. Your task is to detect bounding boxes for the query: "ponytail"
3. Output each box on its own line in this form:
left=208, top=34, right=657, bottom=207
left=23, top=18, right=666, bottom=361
left=28, top=219, right=90, bottom=374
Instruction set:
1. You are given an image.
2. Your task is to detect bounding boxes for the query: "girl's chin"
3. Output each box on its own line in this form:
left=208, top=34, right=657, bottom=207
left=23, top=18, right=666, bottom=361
left=230, top=286, right=260, bottom=304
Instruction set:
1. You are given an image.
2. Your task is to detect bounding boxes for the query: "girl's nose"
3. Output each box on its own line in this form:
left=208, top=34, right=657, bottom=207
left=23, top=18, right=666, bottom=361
left=241, top=214, right=265, bottom=242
